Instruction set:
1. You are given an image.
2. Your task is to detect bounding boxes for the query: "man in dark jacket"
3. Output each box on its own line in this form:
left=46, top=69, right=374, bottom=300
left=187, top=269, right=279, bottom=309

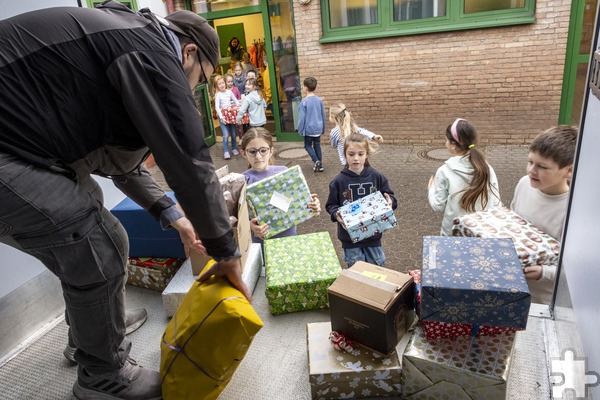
left=0, top=2, right=248, bottom=399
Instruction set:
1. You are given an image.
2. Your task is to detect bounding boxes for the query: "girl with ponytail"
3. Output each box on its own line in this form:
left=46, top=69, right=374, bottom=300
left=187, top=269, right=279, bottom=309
left=428, top=118, right=501, bottom=235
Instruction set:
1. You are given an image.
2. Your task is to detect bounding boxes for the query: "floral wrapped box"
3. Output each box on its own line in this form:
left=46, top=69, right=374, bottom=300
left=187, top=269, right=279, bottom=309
left=307, top=321, right=402, bottom=399
left=246, top=165, right=314, bottom=239
left=126, top=257, right=184, bottom=292
left=420, top=236, right=531, bottom=330
left=265, top=232, right=341, bottom=315
left=338, top=191, right=397, bottom=243
left=452, top=206, right=560, bottom=270
left=402, top=325, right=515, bottom=400
left=221, top=105, right=249, bottom=124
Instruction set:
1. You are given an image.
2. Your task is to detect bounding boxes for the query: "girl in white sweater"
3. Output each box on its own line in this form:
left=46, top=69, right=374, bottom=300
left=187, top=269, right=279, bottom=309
left=428, top=118, right=501, bottom=235
left=213, top=75, right=239, bottom=159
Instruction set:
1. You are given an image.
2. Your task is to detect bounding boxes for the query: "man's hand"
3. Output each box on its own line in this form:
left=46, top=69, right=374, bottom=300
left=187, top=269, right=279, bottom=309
left=171, top=216, right=207, bottom=258
left=197, top=258, right=252, bottom=302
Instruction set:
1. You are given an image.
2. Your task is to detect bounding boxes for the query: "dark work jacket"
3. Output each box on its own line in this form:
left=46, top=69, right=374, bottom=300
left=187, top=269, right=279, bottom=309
left=0, top=2, right=235, bottom=258
left=325, top=166, right=398, bottom=249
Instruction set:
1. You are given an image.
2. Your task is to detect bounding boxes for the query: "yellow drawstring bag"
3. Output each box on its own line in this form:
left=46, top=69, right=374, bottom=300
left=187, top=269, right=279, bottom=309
left=160, top=260, right=264, bottom=399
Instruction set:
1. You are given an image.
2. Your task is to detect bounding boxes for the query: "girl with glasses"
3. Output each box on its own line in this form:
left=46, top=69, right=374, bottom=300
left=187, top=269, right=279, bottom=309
left=240, top=127, right=320, bottom=244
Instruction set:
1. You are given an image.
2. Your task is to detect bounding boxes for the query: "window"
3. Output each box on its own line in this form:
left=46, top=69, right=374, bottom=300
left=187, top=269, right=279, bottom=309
left=320, top=0, right=535, bottom=43
left=87, top=0, right=137, bottom=10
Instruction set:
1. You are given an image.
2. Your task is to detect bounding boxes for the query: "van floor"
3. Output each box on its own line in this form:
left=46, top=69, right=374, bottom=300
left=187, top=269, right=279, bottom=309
left=0, top=277, right=551, bottom=399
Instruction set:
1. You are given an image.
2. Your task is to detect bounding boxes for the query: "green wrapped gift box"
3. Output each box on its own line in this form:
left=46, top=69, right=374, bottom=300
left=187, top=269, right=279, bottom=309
left=246, top=165, right=314, bottom=238
left=265, top=232, right=341, bottom=315
left=402, top=325, right=515, bottom=400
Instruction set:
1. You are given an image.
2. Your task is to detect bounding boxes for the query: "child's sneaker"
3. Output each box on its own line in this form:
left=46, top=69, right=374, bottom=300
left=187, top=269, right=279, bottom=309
left=73, top=359, right=161, bottom=399
left=318, top=162, right=324, bottom=172
left=313, top=161, right=321, bottom=173
left=224, top=152, right=231, bottom=160
left=232, top=149, right=240, bottom=156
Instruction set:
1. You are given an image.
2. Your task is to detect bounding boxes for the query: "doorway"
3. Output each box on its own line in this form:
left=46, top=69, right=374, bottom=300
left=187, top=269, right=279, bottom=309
left=559, top=0, right=598, bottom=126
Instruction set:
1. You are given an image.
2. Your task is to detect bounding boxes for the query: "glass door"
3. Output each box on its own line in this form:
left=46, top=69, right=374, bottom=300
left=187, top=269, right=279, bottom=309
left=193, top=84, right=216, bottom=146
left=559, top=0, right=598, bottom=126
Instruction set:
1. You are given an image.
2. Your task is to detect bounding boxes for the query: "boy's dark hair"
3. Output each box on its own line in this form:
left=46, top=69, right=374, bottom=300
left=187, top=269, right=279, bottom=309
left=530, top=125, right=578, bottom=168
left=303, top=77, right=317, bottom=92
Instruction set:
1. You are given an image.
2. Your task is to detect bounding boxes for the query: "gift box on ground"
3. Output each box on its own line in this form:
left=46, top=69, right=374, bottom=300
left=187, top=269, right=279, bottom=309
left=126, top=257, right=184, bottom=292
left=221, top=105, right=249, bottom=125
left=402, top=325, right=515, bottom=400
left=246, top=165, right=314, bottom=239
left=328, top=262, right=415, bottom=355
left=265, top=232, right=341, bottom=315
left=111, top=192, right=185, bottom=258
left=162, top=243, right=263, bottom=317
left=409, top=269, right=518, bottom=340
left=420, top=236, right=531, bottom=330
left=338, top=191, right=397, bottom=243
left=307, top=321, right=402, bottom=399
left=452, top=206, right=560, bottom=270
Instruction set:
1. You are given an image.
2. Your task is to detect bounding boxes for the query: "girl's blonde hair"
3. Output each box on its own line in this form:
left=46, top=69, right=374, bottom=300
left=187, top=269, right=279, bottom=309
left=212, top=75, right=225, bottom=96
left=446, top=119, right=499, bottom=212
left=329, top=103, right=358, bottom=140
left=343, top=133, right=377, bottom=167
left=240, top=127, right=275, bottom=168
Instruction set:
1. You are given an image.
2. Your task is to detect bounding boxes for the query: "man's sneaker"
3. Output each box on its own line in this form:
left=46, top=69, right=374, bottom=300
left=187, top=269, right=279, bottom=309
left=232, top=149, right=240, bottom=156
left=224, top=151, right=231, bottom=160
left=73, top=359, right=161, bottom=400
left=64, top=308, right=148, bottom=363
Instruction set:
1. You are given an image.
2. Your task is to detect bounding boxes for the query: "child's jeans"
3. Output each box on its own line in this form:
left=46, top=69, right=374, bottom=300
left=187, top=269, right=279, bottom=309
left=220, top=121, right=237, bottom=154
left=343, top=246, right=385, bottom=268
left=303, top=136, right=322, bottom=163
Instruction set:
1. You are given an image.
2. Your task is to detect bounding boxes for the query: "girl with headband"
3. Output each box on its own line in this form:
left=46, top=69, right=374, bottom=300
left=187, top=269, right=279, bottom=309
left=428, top=118, right=501, bottom=235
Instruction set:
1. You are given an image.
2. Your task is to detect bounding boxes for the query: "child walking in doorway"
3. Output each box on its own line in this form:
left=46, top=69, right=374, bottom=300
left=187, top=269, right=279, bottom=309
left=325, top=133, right=397, bottom=268
left=213, top=75, right=239, bottom=160
left=428, top=118, right=501, bottom=235
left=329, top=103, right=384, bottom=166
left=298, top=77, right=326, bottom=173
left=240, top=127, right=320, bottom=244
left=236, top=78, right=267, bottom=128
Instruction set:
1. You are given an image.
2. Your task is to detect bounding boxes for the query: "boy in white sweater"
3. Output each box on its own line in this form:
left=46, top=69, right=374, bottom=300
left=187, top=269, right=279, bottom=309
left=510, top=125, right=578, bottom=305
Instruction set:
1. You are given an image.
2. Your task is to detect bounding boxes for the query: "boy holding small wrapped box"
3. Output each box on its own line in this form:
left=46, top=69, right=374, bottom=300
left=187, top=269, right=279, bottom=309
left=511, top=125, right=578, bottom=304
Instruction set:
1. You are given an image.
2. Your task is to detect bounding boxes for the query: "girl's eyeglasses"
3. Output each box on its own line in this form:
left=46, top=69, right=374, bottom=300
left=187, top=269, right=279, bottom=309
left=245, top=147, right=270, bottom=157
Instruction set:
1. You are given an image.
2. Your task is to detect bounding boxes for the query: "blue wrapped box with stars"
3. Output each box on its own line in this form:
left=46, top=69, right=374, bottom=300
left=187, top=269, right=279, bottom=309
left=420, top=236, right=531, bottom=330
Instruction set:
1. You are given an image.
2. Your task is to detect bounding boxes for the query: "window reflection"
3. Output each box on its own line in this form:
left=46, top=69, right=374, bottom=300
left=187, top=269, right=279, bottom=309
left=328, top=0, right=378, bottom=28
left=464, top=0, right=525, bottom=14
left=193, top=0, right=259, bottom=14
left=393, top=0, right=446, bottom=21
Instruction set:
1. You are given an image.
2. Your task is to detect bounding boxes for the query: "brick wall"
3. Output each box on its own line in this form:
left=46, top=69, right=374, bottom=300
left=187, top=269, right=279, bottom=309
left=293, top=0, right=571, bottom=145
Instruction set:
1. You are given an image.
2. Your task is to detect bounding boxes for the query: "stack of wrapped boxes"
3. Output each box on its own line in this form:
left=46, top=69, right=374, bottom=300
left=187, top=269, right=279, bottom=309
left=401, top=236, right=531, bottom=399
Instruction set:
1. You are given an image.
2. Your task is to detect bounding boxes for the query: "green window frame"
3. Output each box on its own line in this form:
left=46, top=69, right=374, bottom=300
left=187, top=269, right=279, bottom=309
left=87, top=0, right=138, bottom=10
left=320, top=0, right=536, bottom=43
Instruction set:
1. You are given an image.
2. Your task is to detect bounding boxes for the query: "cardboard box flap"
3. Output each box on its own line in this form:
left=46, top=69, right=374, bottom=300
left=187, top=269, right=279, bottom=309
left=350, top=261, right=413, bottom=288
left=329, top=270, right=402, bottom=311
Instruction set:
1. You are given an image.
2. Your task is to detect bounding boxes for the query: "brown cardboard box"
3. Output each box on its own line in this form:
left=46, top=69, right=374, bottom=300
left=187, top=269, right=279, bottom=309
left=327, top=262, right=414, bottom=355
left=191, top=184, right=252, bottom=275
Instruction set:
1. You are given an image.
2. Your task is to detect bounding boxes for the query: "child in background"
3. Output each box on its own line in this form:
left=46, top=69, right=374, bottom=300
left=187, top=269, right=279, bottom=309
left=329, top=103, right=384, bottom=165
left=240, top=127, right=320, bottom=244
left=225, top=73, right=241, bottom=100
left=428, top=118, right=500, bottom=235
left=511, top=125, right=578, bottom=304
left=213, top=75, right=239, bottom=160
left=232, top=62, right=246, bottom=99
left=236, top=78, right=266, bottom=128
left=241, top=52, right=254, bottom=73
left=326, top=133, right=397, bottom=267
left=298, top=77, right=326, bottom=173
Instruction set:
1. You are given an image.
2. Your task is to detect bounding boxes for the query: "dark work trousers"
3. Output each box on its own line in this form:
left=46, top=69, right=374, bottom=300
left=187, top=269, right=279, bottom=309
left=0, top=152, right=130, bottom=374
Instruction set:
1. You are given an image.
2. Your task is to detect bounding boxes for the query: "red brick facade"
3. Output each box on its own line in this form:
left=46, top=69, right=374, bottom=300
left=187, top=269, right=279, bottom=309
left=293, top=0, right=571, bottom=145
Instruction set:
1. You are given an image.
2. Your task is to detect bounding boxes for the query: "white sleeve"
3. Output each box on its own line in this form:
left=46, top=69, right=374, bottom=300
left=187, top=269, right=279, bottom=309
left=356, top=127, right=376, bottom=140
left=428, top=167, right=449, bottom=212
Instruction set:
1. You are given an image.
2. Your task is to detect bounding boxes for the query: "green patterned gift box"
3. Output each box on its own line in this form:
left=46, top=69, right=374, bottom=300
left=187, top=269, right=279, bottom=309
left=265, top=232, right=341, bottom=315
left=402, top=325, right=515, bottom=400
left=246, top=165, right=314, bottom=238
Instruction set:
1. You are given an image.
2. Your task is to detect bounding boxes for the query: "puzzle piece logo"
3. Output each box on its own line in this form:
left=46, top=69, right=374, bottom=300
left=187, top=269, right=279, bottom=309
left=551, top=349, right=600, bottom=399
